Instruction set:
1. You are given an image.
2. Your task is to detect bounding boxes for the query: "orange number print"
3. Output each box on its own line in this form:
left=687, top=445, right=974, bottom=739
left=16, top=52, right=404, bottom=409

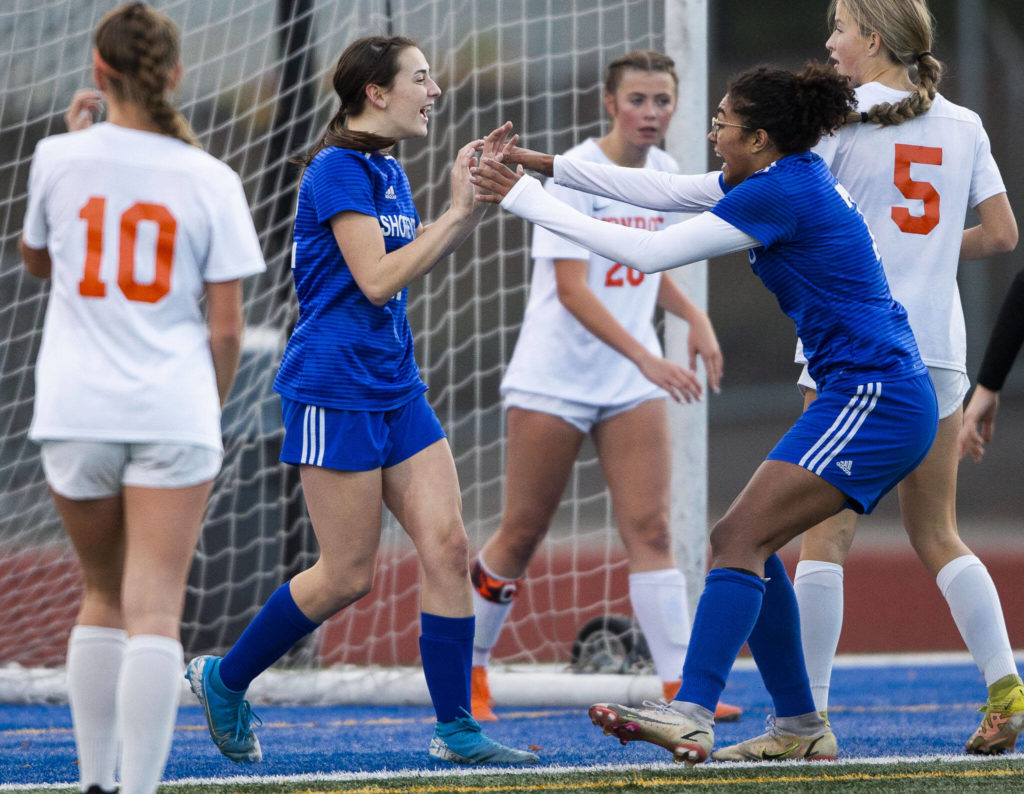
left=891, top=143, right=942, bottom=235
left=118, top=203, right=176, bottom=303
left=605, top=263, right=645, bottom=287
left=78, top=198, right=177, bottom=303
left=77, top=197, right=107, bottom=297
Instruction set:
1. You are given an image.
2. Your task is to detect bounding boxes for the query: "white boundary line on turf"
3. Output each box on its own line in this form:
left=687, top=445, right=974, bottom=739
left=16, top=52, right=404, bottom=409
left=158, top=753, right=1024, bottom=788
left=1, top=755, right=1018, bottom=793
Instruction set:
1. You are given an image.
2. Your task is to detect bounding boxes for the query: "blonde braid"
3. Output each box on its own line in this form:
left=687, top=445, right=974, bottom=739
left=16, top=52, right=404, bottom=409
left=835, top=0, right=943, bottom=128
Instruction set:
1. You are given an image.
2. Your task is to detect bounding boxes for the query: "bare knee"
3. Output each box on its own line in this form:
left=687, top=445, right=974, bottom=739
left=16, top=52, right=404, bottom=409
left=708, top=515, right=766, bottom=570
left=420, top=520, right=470, bottom=584
left=620, top=511, right=673, bottom=566
left=296, top=557, right=377, bottom=620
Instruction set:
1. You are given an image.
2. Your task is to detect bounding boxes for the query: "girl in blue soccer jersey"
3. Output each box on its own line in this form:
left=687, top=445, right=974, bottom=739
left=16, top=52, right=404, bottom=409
left=472, top=61, right=938, bottom=764
left=185, top=36, right=538, bottom=766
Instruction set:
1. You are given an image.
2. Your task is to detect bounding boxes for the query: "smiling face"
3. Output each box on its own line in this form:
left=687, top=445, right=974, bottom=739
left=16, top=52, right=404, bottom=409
left=379, top=46, right=441, bottom=140
left=826, top=1, right=875, bottom=85
left=604, top=68, right=677, bottom=151
left=708, top=95, right=758, bottom=185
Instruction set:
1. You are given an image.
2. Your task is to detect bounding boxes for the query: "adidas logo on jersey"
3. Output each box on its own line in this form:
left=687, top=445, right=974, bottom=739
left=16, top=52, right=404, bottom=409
left=836, top=459, right=853, bottom=476
left=384, top=185, right=397, bottom=200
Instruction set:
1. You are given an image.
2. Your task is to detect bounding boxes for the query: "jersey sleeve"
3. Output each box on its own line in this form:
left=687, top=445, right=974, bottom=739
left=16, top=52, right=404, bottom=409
left=554, top=155, right=725, bottom=212
left=502, top=175, right=756, bottom=273
left=710, top=170, right=796, bottom=248
left=968, top=123, right=1006, bottom=209
left=21, top=141, right=50, bottom=249
left=310, top=149, right=377, bottom=224
left=204, top=170, right=267, bottom=282
left=976, top=268, right=1024, bottom=391
left=530, top=177, right=594, bottom=261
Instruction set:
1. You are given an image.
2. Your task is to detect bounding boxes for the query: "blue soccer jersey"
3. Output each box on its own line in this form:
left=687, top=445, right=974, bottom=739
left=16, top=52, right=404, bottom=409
left=711, top=153, right=926, bottom=391
left=274, top=148, right=427, bottom=410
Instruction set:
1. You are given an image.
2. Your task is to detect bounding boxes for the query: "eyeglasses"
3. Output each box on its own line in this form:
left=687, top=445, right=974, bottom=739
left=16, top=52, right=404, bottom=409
left=709, top=117, right=751, bottom=136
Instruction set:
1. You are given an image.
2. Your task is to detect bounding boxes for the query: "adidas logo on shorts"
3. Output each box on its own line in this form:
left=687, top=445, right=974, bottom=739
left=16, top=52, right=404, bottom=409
left=384, top=185, right=397, bottom=200
left=836, top=459, right=853, bottom=475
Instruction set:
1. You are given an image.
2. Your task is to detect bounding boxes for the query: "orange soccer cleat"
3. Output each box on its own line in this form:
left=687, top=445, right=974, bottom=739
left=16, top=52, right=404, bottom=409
left=471, top=665, right=498, bottom=722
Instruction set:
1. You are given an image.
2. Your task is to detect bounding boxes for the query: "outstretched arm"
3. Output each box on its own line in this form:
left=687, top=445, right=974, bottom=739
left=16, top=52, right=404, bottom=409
left=481, top=123, right=725, bottom=212
left=473, top=162, right=757, bottom=273
left=553, top=157, right=725, bottom=213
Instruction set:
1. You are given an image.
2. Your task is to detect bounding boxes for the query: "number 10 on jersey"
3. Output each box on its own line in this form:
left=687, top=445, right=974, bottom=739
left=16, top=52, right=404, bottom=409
left=78, top=196, right=177, bottom=303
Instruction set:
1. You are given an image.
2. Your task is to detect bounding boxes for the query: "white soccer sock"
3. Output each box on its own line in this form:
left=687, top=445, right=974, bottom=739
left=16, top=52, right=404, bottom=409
left=936, top=555, right=1018, bottom=686
left=67, top=625, right=127, bottom=792
left=793, top=560, right=844, bottom=714
left=471, top=556, right=517, bottom=668
left=628, top=568, right=690, bottom=683
left=116, top=635, right=184, bottom=794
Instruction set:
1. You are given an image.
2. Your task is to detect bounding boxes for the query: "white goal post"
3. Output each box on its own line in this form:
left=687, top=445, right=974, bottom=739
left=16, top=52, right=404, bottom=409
left=0, top=0, right=708, bottom=705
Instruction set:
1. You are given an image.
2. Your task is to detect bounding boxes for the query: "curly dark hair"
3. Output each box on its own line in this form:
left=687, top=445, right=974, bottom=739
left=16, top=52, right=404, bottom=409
left=726, top=62, right=856, bottom=155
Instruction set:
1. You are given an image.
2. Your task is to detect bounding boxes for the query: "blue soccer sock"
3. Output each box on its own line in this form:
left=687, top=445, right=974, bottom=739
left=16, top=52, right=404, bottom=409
left=419, top=612, right=474, bottom=723
left=678, top=568, right=766, bottom=712
left=746, top=554, right=817, bottom=717
left=218, top=581, right=320, bottom=692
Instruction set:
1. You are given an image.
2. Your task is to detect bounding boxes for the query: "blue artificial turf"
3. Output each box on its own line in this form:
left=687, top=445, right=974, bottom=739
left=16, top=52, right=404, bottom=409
left=0, top=661, right=995, bottom=786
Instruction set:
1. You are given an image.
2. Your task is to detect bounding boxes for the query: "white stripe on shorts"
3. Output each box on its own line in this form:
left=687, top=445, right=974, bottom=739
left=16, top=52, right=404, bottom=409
left=302, top=405, right=318, bottom=465
left=316, top=407, right=325, bottom=467
left=799, top=382, right=881, bottom=475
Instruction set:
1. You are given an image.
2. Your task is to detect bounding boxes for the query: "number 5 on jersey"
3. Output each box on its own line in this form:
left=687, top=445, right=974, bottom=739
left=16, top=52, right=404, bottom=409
left=78, top=196, right=177, bottom=303
left=892, top=143, right=942, bottom=235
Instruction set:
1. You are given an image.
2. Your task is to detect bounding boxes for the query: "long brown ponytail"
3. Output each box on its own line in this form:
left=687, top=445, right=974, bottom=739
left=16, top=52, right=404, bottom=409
left=298, top=35, right=417, bottom=164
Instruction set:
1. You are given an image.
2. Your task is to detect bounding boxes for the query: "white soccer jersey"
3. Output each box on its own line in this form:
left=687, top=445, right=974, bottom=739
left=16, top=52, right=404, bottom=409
left=501, top=138, right=681, bottom=405
left=23, top=123, right=266, bottom=450
left=807, top=84, right=1006, bottom=373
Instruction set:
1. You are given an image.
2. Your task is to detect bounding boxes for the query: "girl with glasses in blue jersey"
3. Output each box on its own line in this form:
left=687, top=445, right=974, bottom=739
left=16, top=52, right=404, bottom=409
left=471, top=60, right=938, bottom=765
left=184, top=35, right=538, bottom=767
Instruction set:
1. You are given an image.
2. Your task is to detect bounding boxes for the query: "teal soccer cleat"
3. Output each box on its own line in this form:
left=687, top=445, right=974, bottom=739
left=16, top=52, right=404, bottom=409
left=185, top=655, right=262, bottom=763
left=429, top=711, right=540, bottom=765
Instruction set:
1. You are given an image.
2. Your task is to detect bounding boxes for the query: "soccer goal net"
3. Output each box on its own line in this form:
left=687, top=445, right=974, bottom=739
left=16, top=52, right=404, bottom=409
left=0, top=0, right=708, bottom=706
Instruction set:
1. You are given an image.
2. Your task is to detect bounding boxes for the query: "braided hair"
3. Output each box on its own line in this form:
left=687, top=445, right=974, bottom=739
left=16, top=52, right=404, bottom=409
left=94, top=2, right=199, bottom=147
left=832, top=0, right=943, bottom=127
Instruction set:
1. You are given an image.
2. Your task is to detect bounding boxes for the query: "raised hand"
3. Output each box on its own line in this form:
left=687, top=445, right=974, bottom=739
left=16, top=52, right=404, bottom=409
left=481, top=122, right=518, bottom=162
left=450, top=138, right=489, bottom=219
left=471, top=157, right=524, bottom=204
left=65, top=89, right=103, bottom=132
left=480, top=123, right=556, bottom=176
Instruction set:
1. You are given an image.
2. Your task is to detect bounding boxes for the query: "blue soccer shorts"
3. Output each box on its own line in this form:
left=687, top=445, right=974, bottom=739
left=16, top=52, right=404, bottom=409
left=280, top=392, right=446, bottom=472
left=768, top=372, right=938, bottom=514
